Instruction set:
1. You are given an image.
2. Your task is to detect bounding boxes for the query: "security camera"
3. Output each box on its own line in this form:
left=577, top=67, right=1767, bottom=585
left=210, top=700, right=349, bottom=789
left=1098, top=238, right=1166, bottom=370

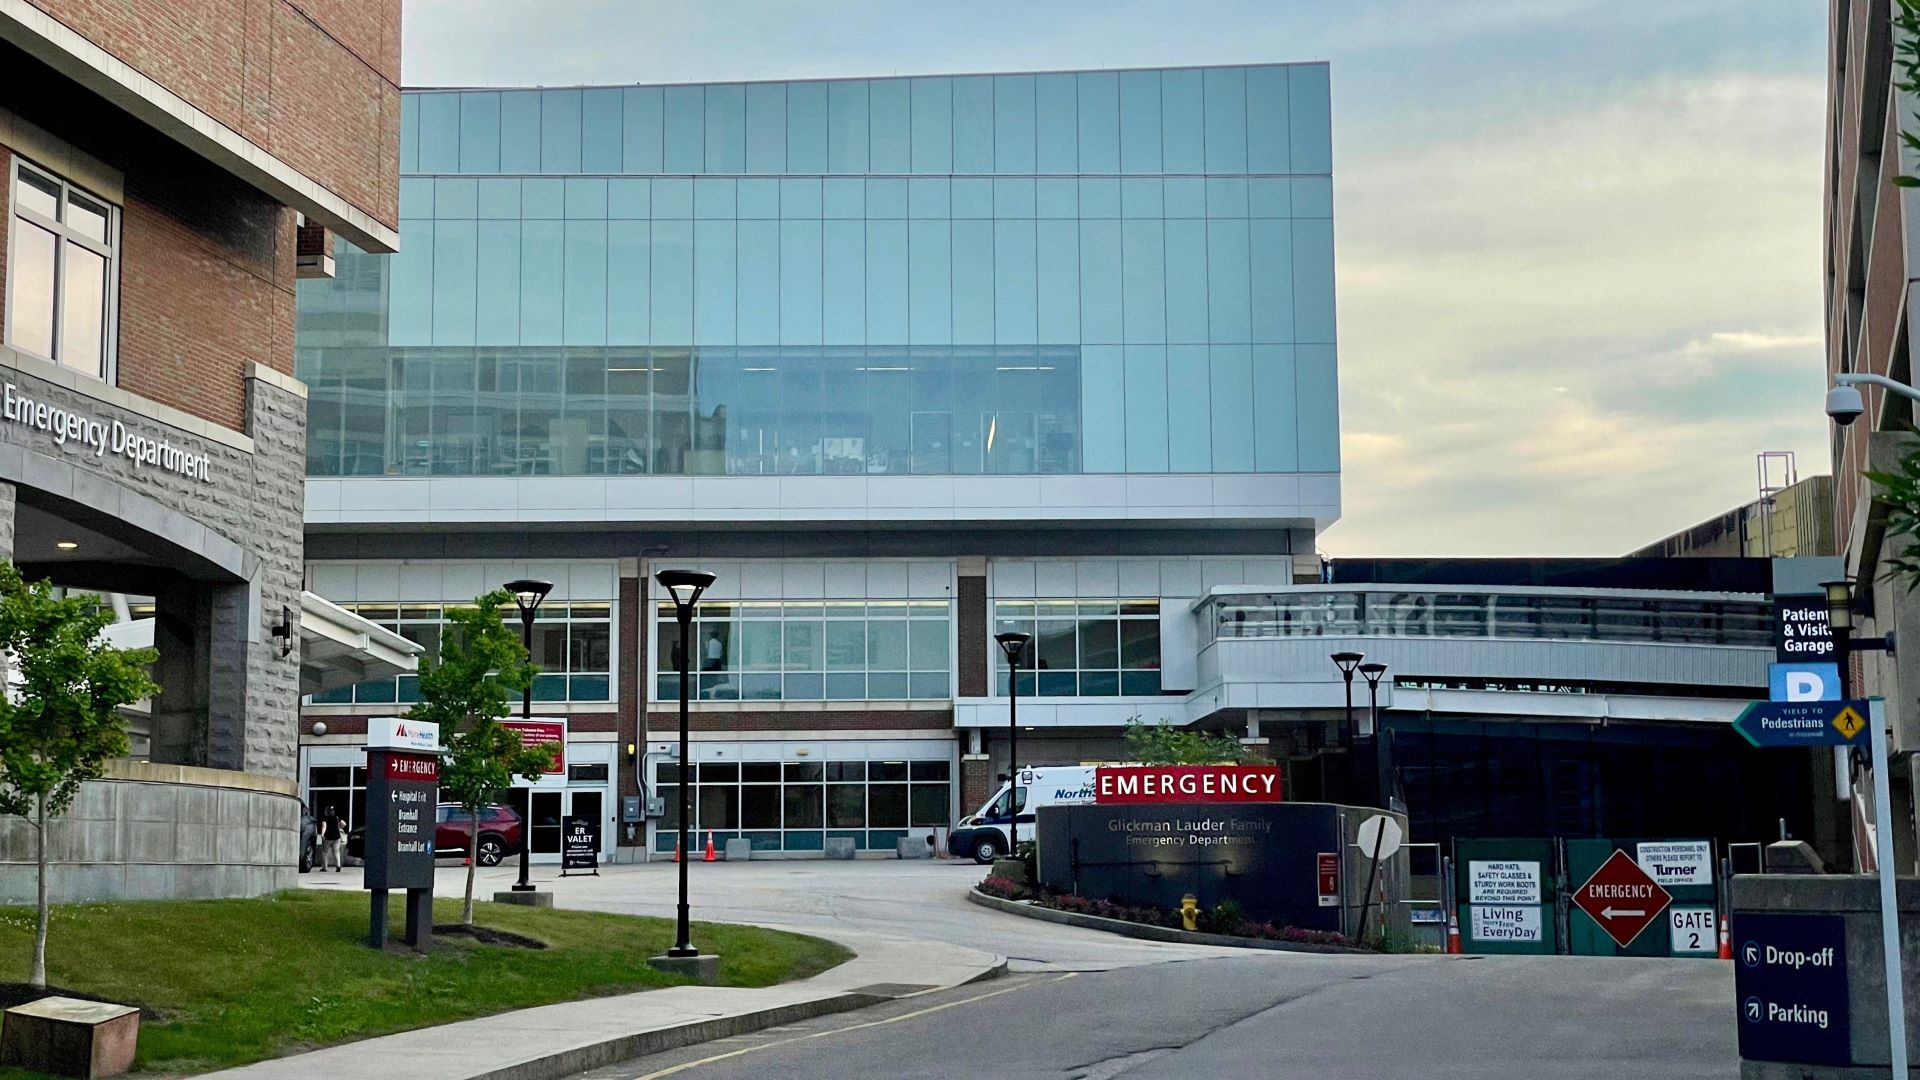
left=1827, top=384, right=1865, bottom=427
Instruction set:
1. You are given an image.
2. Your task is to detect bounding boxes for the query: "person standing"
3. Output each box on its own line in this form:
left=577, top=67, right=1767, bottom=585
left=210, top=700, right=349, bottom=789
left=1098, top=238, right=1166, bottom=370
left=320, top=806, right=344, bottom=872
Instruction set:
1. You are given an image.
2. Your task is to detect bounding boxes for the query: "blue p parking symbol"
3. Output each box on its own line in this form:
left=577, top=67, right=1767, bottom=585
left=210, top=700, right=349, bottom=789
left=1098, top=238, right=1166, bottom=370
left=1768, top=663, right=1839, bottom=704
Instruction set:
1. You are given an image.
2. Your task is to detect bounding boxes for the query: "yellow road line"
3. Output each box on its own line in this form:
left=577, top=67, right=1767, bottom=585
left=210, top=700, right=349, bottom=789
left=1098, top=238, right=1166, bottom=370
left=628, top=973, right=1077, bottom=1080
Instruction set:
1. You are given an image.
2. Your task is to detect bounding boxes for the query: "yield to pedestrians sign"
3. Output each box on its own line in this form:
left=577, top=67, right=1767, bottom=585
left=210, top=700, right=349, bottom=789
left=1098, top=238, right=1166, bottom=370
left=1572, top=850, right=1672, bottom=948
left=1733, top=699, right=1870, bottom=748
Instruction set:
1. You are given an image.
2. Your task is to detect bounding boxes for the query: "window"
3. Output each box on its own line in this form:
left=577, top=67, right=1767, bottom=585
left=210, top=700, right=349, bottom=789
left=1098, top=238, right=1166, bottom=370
left=656, top=597, right=951, bottom=702
left=7, top=160, right=118, bottom=379
left=306, top=765, right=369, bottom=834
left=655, top=752, right=951, bottom=852
left=993, top=599, right=1162, bottom=697
left=304, top=600, right=615, bottom=704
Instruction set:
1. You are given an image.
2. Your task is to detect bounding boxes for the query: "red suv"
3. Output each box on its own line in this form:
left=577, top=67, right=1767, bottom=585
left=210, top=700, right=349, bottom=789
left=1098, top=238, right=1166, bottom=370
left=346, top=803, right=523, bottom=866
left=435, top=804, right=523, bottom=866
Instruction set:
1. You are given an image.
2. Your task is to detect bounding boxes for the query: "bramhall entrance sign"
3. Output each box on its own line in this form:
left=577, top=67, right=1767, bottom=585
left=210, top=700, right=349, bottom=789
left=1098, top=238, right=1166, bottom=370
left=363, top=719, right=442, bottom=949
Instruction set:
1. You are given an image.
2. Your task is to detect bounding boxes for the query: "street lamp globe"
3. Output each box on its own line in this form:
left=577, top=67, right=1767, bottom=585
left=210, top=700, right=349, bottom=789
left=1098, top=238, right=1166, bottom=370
left=503, top=578, right=553, bottom=619
left=656, top=569, right=716, bottom=616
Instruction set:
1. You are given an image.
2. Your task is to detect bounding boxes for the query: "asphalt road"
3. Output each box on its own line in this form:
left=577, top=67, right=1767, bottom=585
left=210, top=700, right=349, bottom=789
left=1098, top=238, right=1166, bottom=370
left=572, top=953, right=1736, bottom=1080
left=304, top=858, right=1738, bottom=1077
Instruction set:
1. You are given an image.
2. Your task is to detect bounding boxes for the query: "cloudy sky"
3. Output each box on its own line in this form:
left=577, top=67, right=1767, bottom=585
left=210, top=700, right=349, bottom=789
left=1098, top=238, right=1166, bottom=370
left=401, top=1, right=1829, bottom=557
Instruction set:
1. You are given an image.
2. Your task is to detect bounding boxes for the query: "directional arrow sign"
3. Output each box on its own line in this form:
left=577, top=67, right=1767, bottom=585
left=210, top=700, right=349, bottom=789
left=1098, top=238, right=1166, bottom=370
left=1572, top=850, right=1672, bottom=949
left=1733, top=699, right=1871, bottom=749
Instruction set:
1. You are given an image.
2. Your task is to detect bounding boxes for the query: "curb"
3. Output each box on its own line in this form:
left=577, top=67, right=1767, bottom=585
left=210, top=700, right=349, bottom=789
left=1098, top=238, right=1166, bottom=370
left=966, top=888, right=1368, bottom=955
left=464, top=992, right=885, bottom=1080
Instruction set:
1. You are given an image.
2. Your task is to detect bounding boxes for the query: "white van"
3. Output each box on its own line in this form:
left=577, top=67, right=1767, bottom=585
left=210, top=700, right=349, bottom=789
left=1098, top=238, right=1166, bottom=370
left=947, top=765, right=1101, bottom=864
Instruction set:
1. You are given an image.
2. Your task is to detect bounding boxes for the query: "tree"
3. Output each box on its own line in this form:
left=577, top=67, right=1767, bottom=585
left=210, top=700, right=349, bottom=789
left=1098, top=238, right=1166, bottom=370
left=405, top=590, right=554, bottom=925
left=1123, top=718, right=1252, bottom=765
left=0, top=562, right=157, bottom=988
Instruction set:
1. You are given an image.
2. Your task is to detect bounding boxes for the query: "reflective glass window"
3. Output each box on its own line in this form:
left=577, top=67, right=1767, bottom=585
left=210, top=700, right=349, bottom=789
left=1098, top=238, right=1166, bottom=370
left=780, top=178, right=821, bottom=219
left=1203, top=68, right=1247, bottom=173
left=823, top=220, right=866, bottom=344
left=1034, top=74, right=1077, bottom=173
left=693, top=219, right=737, bottom=344
left=951, top=178, right=992, bottom=218
left=911, top=77, right=952, bottom=174
left=399, top=93, right=420, bottom=173
left=695, top=178, right=736, bottom=219
left=867, top=178, right=907, bottom=218
left=1296, top=344, right=1339, bottom=471
left=582, top=88, right=623, bottom=172
left=1250, top=218, right=1294, bottom=343
left=436, top=177, right=477, bottom=219
left=827, top=80, right=870, bottom=173
left=1293, top=177, right=1334, bottom=218
left=869, top=79, right=911, bottom=172
left=520, top=222, right=565, bottom=345
left=1118, top=70, right=1162, bottom=173
left=909, top=177, right=950, bottom=219
left=664, top=85, right=704, bottom=172
left=563, top=220, right=607, bottom=345
left=952, top=76, right=993, bottom=172
left=1161, top=69, right=1204, bottom=172
left=781, top=219, right=824, bottom=344
left=542, top=89, right=583, bottom=172
left=993, top=219, right=1038, bottom=343
left=522, top=178, right=564, bottom=219
left=705, top=84, right=746, bottom=173
left=866, top=220, right=908, bottom=342
left=993, top=178, right=1035, bottom=218
left=1289, top=65, right=1333, bottom=173
left=478, top=178, right=520, bottom=219
left=1207, top=220, right=1252, bottom=342
left=993, top=74, right=1036, bottom=173
left=653, top=178, right=693, bottom=218
left=651, top=220, right=694, bottom=342
left=1035, top=178, right=1077, bottom=218
left=476, top=221, right=522, bottom=344
left=952, top=220, right=993, bottom=344
left=1079, top=178, right=1119, bottom=218
left=607, top=220, right=651, bottom=343
left=1209, top=344, right=1254, bottom=471
left=908, top=219, right=951, bottom=344
left=500, top=90, right=542, bottom=172
left=1168, top=344, right=1211, bottom=471
left=1164, top=219, right=1208, bottom=343
left=1252, top=344, right=1298, bottom=471
left=1206, top=177, right=1249, bottom=218
left=745, top=82, right=786, bottom=173
left=1035, top=219, right=1079, bottom=343
left=1121, top=220, right=1165, bottom=342
left=1293, top=219, right=1337, bottom=344
left=1121, top=178, right=1162, bottom=219
left=1081, top=345, right=1124, bottom=470
left=565, top=178, right=607, bottom=219
left=418, top=92, right=460, bottom=172
left=1076, top=72, right=1119, bottom=173
left=609, top=178, right=650, bottom=218
left=737, top=219, right=780, bottom=345
left=623, top=87, right=664, bottom=173
left=1123, top=345, right=1167, bottom=471
left=1246, top=65, right=1292, bottom=173
left=1078, top=220, right=1121, bottom=344
left=432, top=220, right=477, bottom=345
left=459, top=92, right=501, bottom=172
left=788, top=81, right=829, bottom=173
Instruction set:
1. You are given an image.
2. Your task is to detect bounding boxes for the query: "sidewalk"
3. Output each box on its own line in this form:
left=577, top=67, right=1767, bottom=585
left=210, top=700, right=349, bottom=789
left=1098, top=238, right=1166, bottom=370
left=201, top=926, right=1004, bottom=1080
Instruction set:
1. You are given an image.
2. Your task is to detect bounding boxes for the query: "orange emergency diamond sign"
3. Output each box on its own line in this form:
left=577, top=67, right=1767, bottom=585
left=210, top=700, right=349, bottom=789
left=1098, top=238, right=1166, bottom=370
left=1832, top=705, right=1866, bottom=741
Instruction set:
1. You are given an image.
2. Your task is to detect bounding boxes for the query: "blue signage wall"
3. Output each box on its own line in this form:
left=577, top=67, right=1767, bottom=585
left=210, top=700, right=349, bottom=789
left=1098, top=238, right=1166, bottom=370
left=1733, top=912, right=1850, bottom=1066
left=1034, top=803, right=1345, bottom=930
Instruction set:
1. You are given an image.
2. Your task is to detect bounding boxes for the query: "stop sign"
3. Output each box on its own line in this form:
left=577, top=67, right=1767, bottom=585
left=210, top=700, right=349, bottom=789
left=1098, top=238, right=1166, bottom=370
left=1572, top=850, right=1673, bottom=948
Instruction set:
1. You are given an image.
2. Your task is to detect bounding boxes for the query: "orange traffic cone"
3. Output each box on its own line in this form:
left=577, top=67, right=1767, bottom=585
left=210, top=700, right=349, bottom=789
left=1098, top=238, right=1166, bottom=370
left=672, top=836, right=682, bottom=862
left=1717, top=915, right=1732, bottom=960
left=1445, top=915, right=1463, bottom=955
left=704, top=831, right=717, bottom=861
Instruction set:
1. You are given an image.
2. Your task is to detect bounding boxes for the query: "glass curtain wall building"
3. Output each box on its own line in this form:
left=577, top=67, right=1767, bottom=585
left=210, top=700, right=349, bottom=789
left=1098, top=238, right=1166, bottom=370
left=295, top=65, right=1341, bottom=859
left=299, top=65, right=1338, bottom=481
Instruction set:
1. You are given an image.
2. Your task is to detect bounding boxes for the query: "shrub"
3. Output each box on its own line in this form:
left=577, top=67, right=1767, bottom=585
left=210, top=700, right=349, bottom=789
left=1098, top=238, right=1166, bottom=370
left=978, top=875, right=1032, bottom=901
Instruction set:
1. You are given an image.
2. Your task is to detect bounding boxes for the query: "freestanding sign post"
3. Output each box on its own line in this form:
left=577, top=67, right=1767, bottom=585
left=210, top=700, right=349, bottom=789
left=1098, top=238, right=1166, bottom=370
left=363, top=719, right=442, bottom=950
left=561, top=816, right=600, bottom=877
left=1730, top=697, right=1905, bottom=1077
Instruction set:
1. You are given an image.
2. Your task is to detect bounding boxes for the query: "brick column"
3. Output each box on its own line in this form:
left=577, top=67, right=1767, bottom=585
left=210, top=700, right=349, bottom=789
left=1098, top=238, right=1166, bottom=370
left=616, top=564, right=643, bottom=848
left=957, top=558, right=987, bottom=697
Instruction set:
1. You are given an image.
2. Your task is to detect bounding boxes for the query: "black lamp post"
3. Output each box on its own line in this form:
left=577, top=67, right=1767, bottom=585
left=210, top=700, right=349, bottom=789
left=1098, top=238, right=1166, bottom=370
left=995, top=631, right=1031, bottom=854
left=1358, top=662, right=1387, bottom=738
left=1331, top=651, right=1364, bottom=743
left=503, top=578, right=552, bottom=893
left=657, top=569, right=715, bottom=959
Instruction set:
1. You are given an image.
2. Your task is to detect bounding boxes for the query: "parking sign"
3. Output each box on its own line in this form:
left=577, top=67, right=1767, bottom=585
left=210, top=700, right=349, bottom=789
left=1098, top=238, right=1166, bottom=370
left=1768, top=662, right=1840, bottom=703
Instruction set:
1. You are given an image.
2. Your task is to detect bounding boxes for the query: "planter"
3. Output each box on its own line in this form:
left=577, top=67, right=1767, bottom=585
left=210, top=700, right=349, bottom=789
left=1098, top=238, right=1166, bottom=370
left=966, top=888, right=1369, bottom=955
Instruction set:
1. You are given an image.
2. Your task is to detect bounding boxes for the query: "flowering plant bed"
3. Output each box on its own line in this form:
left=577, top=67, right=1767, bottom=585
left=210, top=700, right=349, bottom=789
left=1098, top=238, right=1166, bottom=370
left=976, top=875, right=1356, bottom=950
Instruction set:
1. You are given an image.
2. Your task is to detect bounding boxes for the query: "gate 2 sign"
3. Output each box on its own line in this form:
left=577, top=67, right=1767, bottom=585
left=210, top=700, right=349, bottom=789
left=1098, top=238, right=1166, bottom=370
left=1572, top=850, right=1673, bottom=948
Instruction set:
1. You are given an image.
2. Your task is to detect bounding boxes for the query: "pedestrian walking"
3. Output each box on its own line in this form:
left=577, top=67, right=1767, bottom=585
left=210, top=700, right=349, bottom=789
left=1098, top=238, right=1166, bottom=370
left=320, top=806, right=344, bottom=872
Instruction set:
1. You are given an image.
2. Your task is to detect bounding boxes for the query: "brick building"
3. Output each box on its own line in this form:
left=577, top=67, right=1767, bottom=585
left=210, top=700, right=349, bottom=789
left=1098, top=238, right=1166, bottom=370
left=0, top=0, right=402, bottom=901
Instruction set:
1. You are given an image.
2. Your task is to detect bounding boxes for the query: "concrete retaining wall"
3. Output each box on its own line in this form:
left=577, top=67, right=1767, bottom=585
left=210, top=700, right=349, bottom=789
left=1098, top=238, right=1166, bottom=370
left=0, top=761, right=299, bottom=903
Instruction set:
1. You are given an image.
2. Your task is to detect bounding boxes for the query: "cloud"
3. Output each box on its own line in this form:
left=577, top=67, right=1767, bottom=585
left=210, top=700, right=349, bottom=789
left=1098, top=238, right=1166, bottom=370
left=1322, top=70, right=1826, bottom=556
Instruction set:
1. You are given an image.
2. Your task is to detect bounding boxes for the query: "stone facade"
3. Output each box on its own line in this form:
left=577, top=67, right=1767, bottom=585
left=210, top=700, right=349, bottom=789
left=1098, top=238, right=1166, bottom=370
left=0, top=761, right=298, bottom=903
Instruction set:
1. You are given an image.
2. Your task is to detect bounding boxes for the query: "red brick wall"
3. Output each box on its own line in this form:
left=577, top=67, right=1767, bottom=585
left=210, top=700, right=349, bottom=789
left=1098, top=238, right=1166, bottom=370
left=617, top=573, right=643, bottom=841
left=23, top=0, right=400, bottom=228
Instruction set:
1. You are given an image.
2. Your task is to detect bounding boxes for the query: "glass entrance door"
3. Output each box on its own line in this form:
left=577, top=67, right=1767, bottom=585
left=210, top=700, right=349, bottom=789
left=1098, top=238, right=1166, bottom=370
left=529, top=791, right=563, bottom=855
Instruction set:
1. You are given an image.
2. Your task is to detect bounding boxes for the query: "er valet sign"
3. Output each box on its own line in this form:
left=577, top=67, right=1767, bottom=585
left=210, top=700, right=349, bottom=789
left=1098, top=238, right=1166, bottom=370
left=1572, top=850, right=1673, bottom=948
left=1093, top=764, right=1283, bottom=804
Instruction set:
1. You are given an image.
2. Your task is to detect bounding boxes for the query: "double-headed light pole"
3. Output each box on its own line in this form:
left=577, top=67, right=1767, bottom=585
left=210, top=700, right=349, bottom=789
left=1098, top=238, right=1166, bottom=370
left=503, top=578, right=553, bottom=894
left=656, top=569, right=715, bottom=959
left=995, top=631, right=1031, bottom=853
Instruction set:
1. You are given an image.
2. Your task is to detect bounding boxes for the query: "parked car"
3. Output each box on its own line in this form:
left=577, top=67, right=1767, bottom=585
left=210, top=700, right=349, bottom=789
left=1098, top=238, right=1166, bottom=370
left=346, top=803, right=523, bottom=867
left=298, top=802, right=317, bottom=873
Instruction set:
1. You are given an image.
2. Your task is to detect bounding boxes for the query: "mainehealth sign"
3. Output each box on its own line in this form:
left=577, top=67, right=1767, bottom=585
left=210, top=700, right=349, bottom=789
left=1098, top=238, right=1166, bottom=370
left=2, top=382, right=214, bottom=483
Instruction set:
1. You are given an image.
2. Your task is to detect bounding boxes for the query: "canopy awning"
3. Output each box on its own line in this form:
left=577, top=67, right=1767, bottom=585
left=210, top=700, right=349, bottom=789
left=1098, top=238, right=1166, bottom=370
left=98, top=591, right=420, bottom=696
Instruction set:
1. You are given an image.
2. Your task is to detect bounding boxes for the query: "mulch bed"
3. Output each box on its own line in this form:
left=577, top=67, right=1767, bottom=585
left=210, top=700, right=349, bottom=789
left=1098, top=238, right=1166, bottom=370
left=430, top=924, right=548, bottom=949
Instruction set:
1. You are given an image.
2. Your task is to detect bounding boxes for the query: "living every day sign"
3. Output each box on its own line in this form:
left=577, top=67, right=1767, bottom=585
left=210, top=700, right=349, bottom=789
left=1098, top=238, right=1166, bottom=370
left=2, top=382, right=214, bottom=482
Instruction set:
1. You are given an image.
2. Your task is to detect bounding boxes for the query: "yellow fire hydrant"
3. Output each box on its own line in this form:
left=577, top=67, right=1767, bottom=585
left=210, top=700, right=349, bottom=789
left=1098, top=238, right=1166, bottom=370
left=1180, top=894, right=1200, bottom=932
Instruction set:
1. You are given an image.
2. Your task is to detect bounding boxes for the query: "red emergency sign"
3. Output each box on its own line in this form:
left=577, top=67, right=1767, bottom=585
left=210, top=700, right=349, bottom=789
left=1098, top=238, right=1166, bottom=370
left=1093, top=765, right=1283, bottom=804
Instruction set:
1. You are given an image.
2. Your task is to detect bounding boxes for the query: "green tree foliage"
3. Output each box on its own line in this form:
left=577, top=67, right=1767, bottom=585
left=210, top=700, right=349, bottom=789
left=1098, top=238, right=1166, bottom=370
left=1895, top=1, right=1920, bottom=187
left=1122, top=719, right=1251, bottom=765
left=406, top=590, right=554, bottom=924
left=1867, top=435, right=1920, bottom=588
left=0, top=562, right=158, bottom=988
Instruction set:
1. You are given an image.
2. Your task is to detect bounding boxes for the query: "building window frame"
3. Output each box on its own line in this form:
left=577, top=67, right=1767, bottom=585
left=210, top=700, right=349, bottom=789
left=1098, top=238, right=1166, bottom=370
left=5, top=157, right=121, bottom=382
left=992, top=598, right=1164, bottom=698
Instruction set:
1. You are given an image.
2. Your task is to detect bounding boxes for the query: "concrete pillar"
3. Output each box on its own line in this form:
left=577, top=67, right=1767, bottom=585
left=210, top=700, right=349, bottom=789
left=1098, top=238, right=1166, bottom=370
left=149, top=580, right=209, bottom=767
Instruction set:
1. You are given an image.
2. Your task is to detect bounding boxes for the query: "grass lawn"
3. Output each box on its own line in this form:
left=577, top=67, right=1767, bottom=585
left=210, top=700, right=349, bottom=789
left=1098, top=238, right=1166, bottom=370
left=0, top=889, right=849, bottom=1077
